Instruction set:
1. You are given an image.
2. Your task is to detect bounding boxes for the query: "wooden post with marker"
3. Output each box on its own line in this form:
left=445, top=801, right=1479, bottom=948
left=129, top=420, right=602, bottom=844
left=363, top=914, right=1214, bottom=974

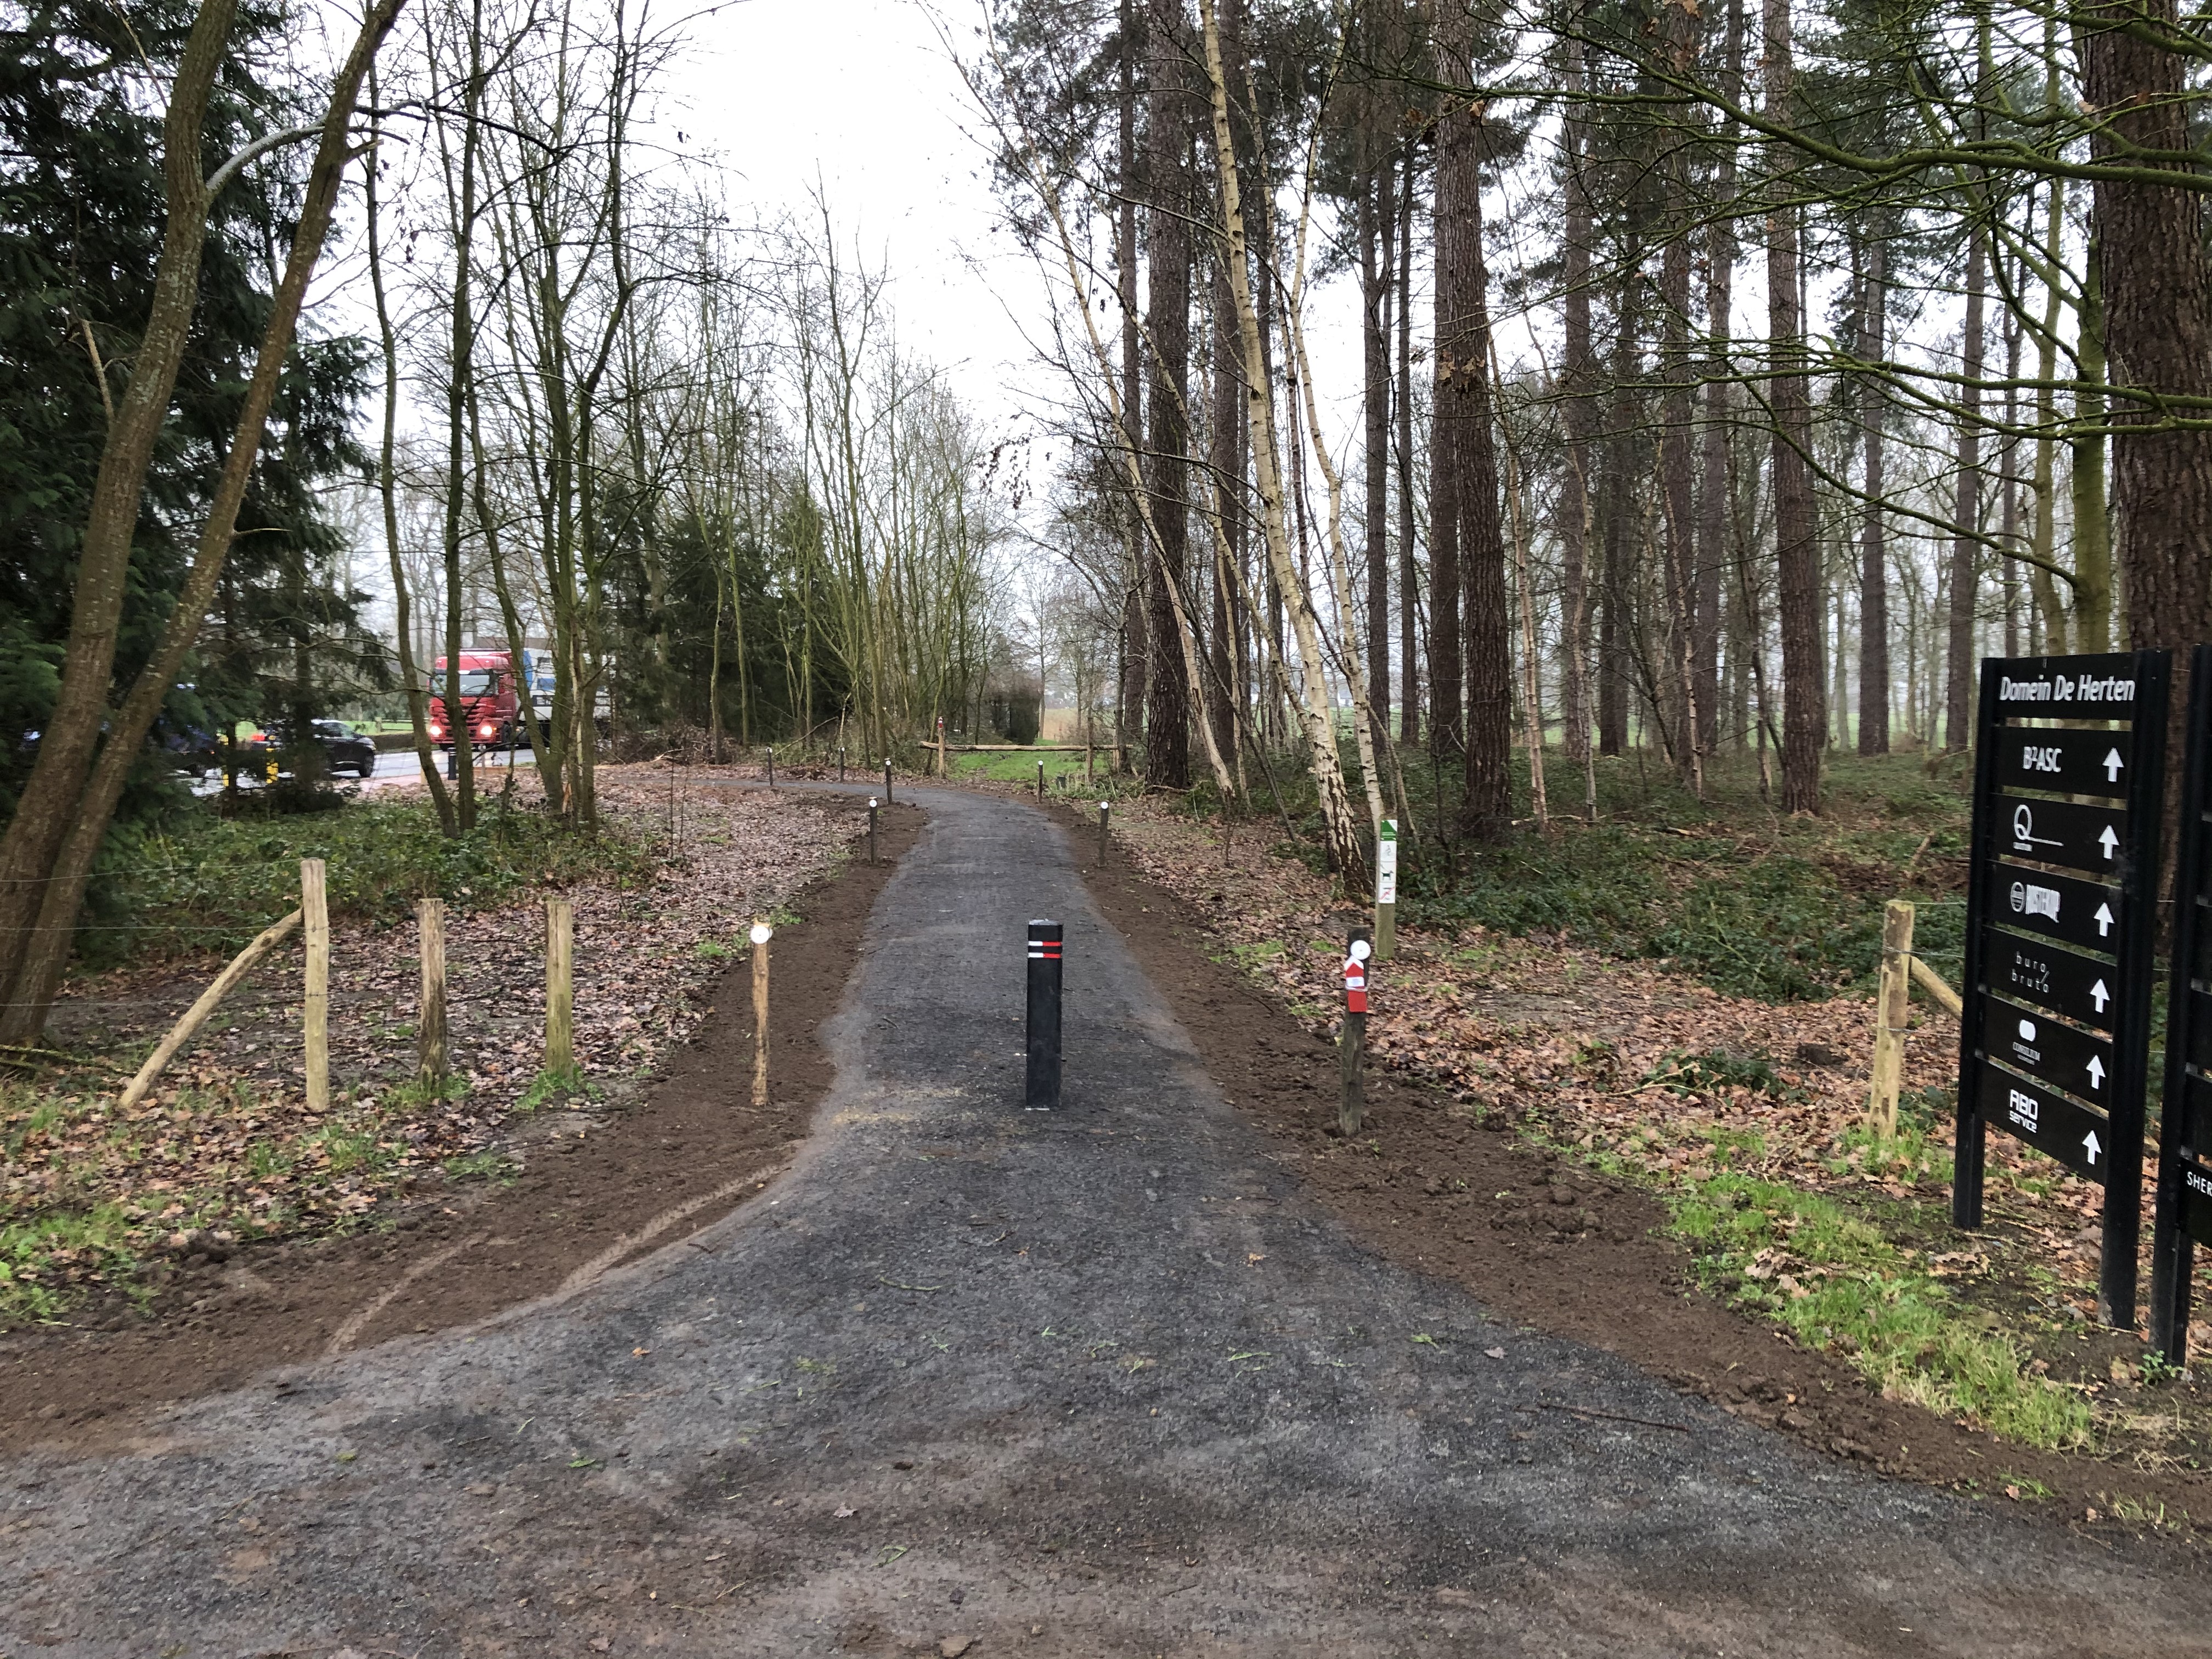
left=415, top=896, right=447, bottom=1090
left=545, top=896, right=574, bottom=1077
left=1340, top=925, right=1373, bottom=1136
left=302, top=858, right=329, bottom=1113
left=750, top=918, right=772, bottom=1106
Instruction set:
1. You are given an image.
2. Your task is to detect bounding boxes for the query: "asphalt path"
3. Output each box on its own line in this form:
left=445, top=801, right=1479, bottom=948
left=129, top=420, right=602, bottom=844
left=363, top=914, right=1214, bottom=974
left=3, top=785, right=2201, bottom=1655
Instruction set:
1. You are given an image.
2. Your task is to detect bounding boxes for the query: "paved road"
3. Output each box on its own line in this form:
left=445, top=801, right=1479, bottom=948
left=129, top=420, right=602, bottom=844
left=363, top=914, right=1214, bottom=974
left=185, top=746, right=537, bottom=797
left=3, top=786, right=2200, bottom=1656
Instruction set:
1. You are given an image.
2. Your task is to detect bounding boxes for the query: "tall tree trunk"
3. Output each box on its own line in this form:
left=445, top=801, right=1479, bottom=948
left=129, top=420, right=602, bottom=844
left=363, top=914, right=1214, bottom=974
left=1143, top=27, right=1193, bottom=792
left=1598, top=253, right=1641, bottom=757
left=2069, top=225, right=2112, bottom=652
left=1560, top=37, right=1596, bottom=802
left=1945, top=220, right=1985, bottom=750
left=1695, top=0, right=1743, bottom=757
left=1117, top=0, right=1147, bottom=761
left=1207, top=257, right=1241, bottom=765
left=0, top=0, right=407, bottom=1040
left=1657, top=0, right=1702, bottom=792
left=0, top=0, right=245, bottom=994
left=366, top=71, right=456, bottom=826
left=1857, top=230, right=1892, bottom=754
left=438, top=0, right=489, bottom=832
left=1431, top=23, right=1512, bottom=840
left=1765, top=0, right=1821, bottom=813
left=2080, top=4, right=2212, bottom=797
left=1396, top=137, right=1420, bottom=747
left=1196, top=0, right=1366, bottom=887
left=1361, top=127, right=1392, bottom=754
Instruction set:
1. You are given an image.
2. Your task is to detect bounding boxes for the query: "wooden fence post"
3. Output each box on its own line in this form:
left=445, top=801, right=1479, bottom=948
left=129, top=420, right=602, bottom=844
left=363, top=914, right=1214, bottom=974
left=118, top=910, right=301, bottom=1111
left=1867, top=899, right=1914, bottom=1134
left=416, top=896, right=447, bottom=1089
left=302, top=858, right=330, bottom=1113
left=750, top=918, right=772, bottom=1106
left=545, top=896, right=574, bottom=1077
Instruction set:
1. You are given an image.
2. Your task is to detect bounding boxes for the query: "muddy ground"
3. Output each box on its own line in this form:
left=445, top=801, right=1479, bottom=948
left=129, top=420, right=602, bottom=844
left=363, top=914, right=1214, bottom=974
left=0, top=802, right=924, bottom=1459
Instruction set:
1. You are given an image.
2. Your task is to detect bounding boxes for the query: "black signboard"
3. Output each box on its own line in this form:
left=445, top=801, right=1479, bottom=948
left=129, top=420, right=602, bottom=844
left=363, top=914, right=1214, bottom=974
left=1959, top=651, right=2169, bottom=1333
left=2154, top=645, right=2212, bottom=1361
left=2179, top=1161, right=2212, bottom=1251
left=1985, top=997, right=2114, bottom=1104
left=1993, top=725, right=2133, bottom=802
left=1991, top=794, right=2128, bottom=877
left=1982, top=931, right=2119, bottom=1032
left=1988, top=862, right=2123, bottom=952
left=1976, top=1064, right=2114, bottom=1184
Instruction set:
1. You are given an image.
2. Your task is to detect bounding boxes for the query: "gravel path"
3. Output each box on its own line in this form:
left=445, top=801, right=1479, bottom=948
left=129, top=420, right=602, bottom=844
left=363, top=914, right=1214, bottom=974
left=2, top=785, right=2200, bottom=1656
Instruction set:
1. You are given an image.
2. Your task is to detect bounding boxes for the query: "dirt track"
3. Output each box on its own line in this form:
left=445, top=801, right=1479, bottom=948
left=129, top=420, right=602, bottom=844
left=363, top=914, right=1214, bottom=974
left=3, top=785, right=2203, bottom=1656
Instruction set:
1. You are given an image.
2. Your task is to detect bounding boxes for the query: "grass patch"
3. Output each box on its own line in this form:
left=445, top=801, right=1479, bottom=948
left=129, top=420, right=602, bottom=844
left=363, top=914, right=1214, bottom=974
left=1668, top=1171, right=2092, bottom=1449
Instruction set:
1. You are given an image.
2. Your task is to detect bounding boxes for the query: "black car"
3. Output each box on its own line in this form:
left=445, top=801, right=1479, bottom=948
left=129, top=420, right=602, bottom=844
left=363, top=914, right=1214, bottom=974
left=245, top=719, right=379, bottom=778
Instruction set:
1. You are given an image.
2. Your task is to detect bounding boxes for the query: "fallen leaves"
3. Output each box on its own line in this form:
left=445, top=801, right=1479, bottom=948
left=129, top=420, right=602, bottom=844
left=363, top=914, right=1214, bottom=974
left=4, top=768, right=861, bottom=1325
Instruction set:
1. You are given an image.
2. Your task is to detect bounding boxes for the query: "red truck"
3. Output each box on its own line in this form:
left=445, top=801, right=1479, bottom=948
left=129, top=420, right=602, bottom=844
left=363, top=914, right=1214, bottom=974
left=427, top=651, right=521, bottom=750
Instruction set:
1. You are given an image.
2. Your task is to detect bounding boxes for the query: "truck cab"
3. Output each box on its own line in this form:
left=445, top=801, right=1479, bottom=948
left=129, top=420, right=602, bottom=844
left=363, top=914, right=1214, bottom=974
left=427, top=652, right=517, bottom=749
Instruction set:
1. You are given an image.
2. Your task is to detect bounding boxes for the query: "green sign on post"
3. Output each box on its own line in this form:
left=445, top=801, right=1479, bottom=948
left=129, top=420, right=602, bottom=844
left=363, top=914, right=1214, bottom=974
left=1375, top=817, right=1397, bottom=960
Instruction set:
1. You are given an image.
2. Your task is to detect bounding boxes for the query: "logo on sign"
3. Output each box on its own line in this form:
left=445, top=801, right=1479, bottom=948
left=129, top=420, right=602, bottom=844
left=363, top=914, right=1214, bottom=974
left=2009, top=1088, right=2041, bottom=1132
left=2010, top=881, right=2061, bottom=921
left=2010, top=804, right=2063, bottom=851
left=2022, top=744, right=2063, bottom=773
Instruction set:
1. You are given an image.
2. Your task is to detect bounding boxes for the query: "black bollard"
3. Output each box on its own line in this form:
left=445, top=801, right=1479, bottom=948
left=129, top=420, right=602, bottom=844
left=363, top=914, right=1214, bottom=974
left=1036, top=760, right=1045, bottom=800
left=868, top=797, right=879, bottom=865
left=1025, top=919, right=1063, bottom=1110
left=838, top=746, right=847, bottom=782
left=766, top=746, right=775, bottom=788
left=1097, top=799, right=1110, bottom=867
left=884, top=758, right=894, bottom=805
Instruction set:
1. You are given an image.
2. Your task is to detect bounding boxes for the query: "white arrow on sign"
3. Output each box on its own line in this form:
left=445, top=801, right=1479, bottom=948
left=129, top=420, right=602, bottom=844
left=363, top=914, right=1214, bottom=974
left=2095, top=901, right=2115, bottom=938
left=2084, top=1129, right=2103, bottom=1166
left=2104, top=748, right=2125, bottom=782
left=2091, top=978, right=2111, bottom=1013
left=2087, top=1054, right=2106, bottom=1090
left=2098, top=824, right=2119, bottom=860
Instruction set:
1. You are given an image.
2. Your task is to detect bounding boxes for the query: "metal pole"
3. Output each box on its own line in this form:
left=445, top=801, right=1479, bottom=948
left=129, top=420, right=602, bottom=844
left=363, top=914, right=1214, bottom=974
left=1026, top=919, right=1063, bottom=1109
left=1340, top=926, right=1373, bottom=1136
left=766, top=746, right=775, bottom=788
left=839, top=746, right=846, bottom=782
left=868, top=797, right=879, bottom=865
left=1037, top=759, right=1045, bottom=800
left=1097, top=800, right=1110, bottom=867
left=884, top=758, right=894, bottom=805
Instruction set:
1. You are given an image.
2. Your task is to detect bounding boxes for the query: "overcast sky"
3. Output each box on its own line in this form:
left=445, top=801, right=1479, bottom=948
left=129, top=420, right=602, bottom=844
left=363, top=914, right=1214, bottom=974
left=668, top=1, right=1045, bottom=434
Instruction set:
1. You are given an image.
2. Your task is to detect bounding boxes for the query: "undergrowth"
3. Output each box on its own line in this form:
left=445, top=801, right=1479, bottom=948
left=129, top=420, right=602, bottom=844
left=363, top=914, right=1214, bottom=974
left=77, top=795, right=660, bottom=969
left=1176, top=743, right=1970, bottom=1004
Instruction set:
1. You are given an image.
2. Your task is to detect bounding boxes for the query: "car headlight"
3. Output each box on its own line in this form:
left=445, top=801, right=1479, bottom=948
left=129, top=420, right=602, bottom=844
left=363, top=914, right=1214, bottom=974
left=428, top=722, right=442, bottom=737
left=478, top=722, right=495, bottom=738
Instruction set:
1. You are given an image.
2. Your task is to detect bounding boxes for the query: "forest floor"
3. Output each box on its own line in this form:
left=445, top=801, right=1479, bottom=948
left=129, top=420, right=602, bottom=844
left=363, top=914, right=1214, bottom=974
left=0, top=765, right=894, bottom=1351
left=954, top=750, right=2212, bottom=1538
